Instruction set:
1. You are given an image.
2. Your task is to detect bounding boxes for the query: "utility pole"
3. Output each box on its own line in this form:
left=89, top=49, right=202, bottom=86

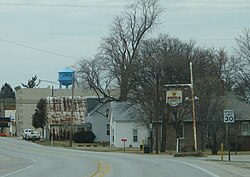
left=165, top=62, right=198, bottom=152
left=190, top=62, right=197, bottom=152
left=155, top=70, right=159, bottom=154
left=69, top=78, right=75, bottom=147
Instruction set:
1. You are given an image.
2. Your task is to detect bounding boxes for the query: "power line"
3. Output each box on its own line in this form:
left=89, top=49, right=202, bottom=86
left=167, top=7, right=250, bottom=11
left=0, top=2, right=126, bottom=8
left=0, top=38, right=78, bottom=60
left=165, top=0, right=250, bottom=11
left=165, top=0, right=250, bottom=4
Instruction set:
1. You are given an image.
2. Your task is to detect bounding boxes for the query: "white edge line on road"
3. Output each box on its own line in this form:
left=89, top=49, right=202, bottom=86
left=169, top=159, right=220, bottom=177
left=0, top=153, right=37, bottom=177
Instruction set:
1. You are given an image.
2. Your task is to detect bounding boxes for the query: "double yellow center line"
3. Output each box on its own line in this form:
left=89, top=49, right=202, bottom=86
left=91, top=160, right=110, bottom=177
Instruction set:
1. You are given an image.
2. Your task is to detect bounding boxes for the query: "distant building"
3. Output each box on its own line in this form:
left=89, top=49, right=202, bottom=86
left=0, top=98, right=16, bottom=135
left=225, top=91, right=250, bottom=151
left=165, top=91, right=250, bottom=152
left=46, top=96, right=86, bottom=125
left=15, top=87, right=99, bottom=136
left=45, top=96, right=88, bottom=140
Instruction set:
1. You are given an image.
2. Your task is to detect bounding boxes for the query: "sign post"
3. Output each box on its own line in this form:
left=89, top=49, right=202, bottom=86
left=121, top=138, right=127, bottom=152
left=224, top=110, right=234, bottom=161
left=165, top=62, right=198, bottom=152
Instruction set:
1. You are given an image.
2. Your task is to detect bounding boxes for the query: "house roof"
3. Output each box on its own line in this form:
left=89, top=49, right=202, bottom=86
left=226, top=91, right=250, bottom=121
left=86, top=98, right=102, bottom=113
left=110, top=102, right=143, bottom=122
left=86, top=97, right=108, bottom=115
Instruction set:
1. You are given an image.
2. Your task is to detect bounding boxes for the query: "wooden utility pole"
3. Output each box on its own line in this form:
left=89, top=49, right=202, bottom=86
left=69, top=79, right=75, bottom=147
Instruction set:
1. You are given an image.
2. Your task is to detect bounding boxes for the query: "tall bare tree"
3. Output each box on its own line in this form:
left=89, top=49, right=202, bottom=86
left=98, top=0, right=162, bottom=101
left=76, top=58, right=117, bottom=100
left=195, top=76, right=225, bottom=154
left=235, top=28, right=250, bottom=65
left=130, top=35, right=195, bottom=152
left=233, top=28, right=250, bottom=97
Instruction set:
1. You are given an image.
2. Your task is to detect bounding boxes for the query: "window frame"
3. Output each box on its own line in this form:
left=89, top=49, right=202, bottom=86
left=133, top=129, right=138, bottom=142
left=241, top=122, right=250, bottom=136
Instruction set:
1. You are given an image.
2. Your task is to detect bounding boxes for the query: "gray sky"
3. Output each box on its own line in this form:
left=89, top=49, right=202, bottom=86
left=0, top=0, right=249, bottom=89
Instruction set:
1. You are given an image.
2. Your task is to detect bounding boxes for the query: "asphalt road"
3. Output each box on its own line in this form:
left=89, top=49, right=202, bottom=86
left=0, top=138, right=249, bottom=177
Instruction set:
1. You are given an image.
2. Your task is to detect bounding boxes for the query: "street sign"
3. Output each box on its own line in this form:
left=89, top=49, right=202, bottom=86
left=121, top=138, right=127, bottom=142
left=166, top=90, right=182, bottom=106
left=224, top=110, right=234, bottom=123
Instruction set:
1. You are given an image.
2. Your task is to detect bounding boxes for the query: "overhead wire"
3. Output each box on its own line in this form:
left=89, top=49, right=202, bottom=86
left=0, top=38, right=79, bottom=60
left=0, top=1, right=249, bottom=8
left=0, top=0, right=247, bottom=58
left=0, top=2, right=126, bottom=8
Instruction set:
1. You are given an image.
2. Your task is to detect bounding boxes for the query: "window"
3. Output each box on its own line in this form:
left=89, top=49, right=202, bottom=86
left=106, top=109, right=109, bottom=117
left=242, top=122, right=250, bottom=136
left=133, top=129, right=138, bottom=142
left=177, top=124, right=184, bottom=139
left=106, top=124, right=110, bottom=135
left=112, top=129, right=114, bottom=142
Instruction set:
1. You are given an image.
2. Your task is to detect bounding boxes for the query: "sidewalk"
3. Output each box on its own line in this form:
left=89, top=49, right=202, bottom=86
left=202, top=154, right=250, bottom=172
left=205, top=153, right=250, bottom=162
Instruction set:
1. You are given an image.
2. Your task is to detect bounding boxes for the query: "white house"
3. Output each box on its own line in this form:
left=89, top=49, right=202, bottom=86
left=109, top=102, right=149, bottom=148
left=85, top=98, right=110, bottom=142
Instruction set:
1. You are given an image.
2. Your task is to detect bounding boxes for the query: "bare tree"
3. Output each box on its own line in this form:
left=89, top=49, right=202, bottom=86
left=235, top=28, right=250, bottom=65
left=130, top=35, right=195, bottom=152
left=99, top=0, right=162, bottom=101
left=195, top=76, right=225, bottom=154
left=76, top=58, right=117, bottom=100
left=233, top=29, right=250, bottom=98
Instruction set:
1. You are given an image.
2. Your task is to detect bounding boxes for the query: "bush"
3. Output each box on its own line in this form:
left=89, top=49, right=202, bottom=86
left=72, top=131, right=96, bottom=143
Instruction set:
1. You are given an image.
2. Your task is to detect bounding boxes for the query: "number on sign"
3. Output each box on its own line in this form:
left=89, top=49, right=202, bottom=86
left=224, top=110, right=234, bottom=123
left=224, top=115, right=234, bottom=122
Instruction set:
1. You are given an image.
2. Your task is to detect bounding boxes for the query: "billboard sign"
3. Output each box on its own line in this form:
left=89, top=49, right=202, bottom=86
left=166, top=90, right=182, bottom=107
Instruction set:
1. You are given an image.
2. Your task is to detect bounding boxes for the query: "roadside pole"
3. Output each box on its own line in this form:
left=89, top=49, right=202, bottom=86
left=150, top=123, right=153, bottom=154
left=142, top=138, right=145, bottom=154
left=224, top=109, right=234, bottom=162
left=228, top=124, right=231, bottom=161
left=121, top=138, right=127, bottom=152
left=69, top=78, right=75, bottom=147
left=51, top=133, right=54, bottom=146
left=165, top=62, right=198, bottom=153
left=220, top=143, right=224, bottom=161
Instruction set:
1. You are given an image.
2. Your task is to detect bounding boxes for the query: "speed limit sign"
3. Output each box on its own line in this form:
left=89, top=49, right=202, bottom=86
left=224, top=110, right=234, bottom=123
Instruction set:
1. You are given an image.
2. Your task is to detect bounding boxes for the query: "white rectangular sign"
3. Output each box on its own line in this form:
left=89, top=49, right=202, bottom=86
left=224, top=110, right=234, bottom=123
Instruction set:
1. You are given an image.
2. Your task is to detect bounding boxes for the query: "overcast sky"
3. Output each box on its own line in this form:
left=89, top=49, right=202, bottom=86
left=0, top=0, right=249, bottom=89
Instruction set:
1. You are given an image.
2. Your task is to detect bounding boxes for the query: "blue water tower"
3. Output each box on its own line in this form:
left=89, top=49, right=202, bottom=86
left=58, top=67, right=75, bottom=89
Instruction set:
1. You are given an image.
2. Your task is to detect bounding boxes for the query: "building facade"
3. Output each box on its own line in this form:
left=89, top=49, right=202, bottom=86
left=109, top=102, right=149, bottom=148
left=85, top=98, right=110, bottom=143
left=15, top=87, right=98, bottom=136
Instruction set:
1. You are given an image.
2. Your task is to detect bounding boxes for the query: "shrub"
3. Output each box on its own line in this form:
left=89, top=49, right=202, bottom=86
left=72, top=131, right=96, bottom=143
